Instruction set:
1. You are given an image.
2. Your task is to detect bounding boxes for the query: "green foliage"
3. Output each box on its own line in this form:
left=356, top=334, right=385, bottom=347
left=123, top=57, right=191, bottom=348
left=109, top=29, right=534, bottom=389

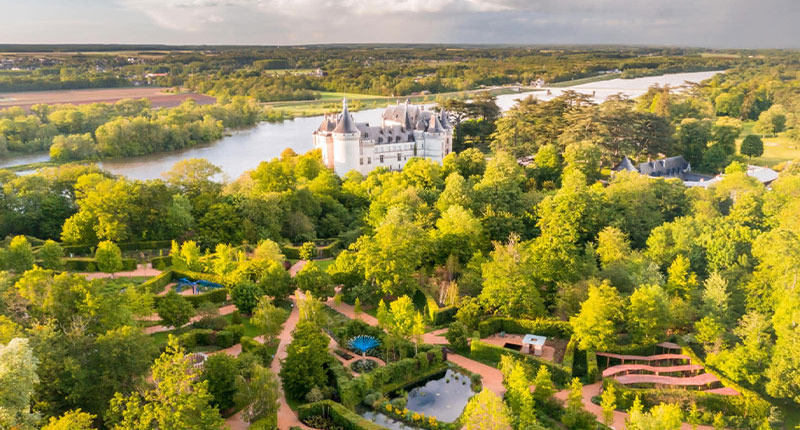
left=569, top=281, right=623, bottom=351
left=0, top=338, right=40, bottom=429
left=157, top=291, right=195, bottom=328
left=107, top=336, right=225, bottom=429
left=279, top=320, right=332, bottom=401
left=235, top=364, right=280, bottom=426
left=299, top=241, right=318, bottom=260
left=445, top=321, right=470, bottom=350
left=294, top=261, right=334, bottom=300
left=469, top=340, right=571, bottom=387
left=741, top=134, right=764, bottom=158
left=38, top=240, right=65, bottom=270
left=462, top=389, right=513, bottom=430
left=2, top=236, right=34, bottom=273
left=201, top=353, right=239, bottom=410
left=231, top=282, right=261, bottom=315
left=95, top=240, right=124, bottom=274
left=42, top=409, right=95, bottom=430
left=250, top=296, right=289, bottom=344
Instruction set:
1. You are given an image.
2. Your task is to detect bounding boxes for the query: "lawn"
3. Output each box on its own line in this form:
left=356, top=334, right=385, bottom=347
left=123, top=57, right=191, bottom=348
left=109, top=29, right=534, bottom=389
left=736, top=123, right=800, bottom=167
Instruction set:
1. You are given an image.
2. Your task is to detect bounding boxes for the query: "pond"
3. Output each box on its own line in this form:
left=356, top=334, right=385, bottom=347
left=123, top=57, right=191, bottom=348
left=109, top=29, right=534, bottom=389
left=401, top=369, right=476, bottom=423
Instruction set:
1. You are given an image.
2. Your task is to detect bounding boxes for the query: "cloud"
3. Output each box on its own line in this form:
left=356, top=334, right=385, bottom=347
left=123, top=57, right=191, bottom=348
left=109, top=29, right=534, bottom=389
left=15, top=0, right=800, bottom=47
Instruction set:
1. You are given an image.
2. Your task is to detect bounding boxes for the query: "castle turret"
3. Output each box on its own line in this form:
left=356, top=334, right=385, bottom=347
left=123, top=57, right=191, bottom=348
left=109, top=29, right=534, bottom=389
left=332, top=99, right=361, bottom=176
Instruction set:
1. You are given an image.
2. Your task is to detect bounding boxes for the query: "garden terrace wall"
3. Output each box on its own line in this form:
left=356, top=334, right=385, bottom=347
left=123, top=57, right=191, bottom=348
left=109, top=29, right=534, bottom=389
left=57, top=240, right=173, bottom=256
left=63, top=257, right=137, bottom=272
left=470, top=339, right=571, bottom=387
left=477, top=317, right=572, bottom=339
left=298, top=400, right=385, bottom=430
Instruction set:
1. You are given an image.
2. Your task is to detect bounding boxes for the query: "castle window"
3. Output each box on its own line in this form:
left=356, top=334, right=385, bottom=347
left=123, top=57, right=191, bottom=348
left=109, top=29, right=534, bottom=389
left=378, top=137, right=383, bottom=143
left=367, top=157, right=371, bottom=164
left=397, top=153, right=401, bottom=161
left=360, top=158, right=363, bottom=165
left=379, top=155, right=384, bottom=163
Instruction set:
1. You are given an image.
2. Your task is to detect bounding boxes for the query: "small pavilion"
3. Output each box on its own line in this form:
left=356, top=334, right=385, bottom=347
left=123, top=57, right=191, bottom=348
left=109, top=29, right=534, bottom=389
left=522, top=334, right=546, bottom=356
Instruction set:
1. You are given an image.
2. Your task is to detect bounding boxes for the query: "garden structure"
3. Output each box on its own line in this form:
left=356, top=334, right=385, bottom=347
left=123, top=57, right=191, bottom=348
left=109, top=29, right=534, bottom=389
left=348, top=335, right=380, bottom=358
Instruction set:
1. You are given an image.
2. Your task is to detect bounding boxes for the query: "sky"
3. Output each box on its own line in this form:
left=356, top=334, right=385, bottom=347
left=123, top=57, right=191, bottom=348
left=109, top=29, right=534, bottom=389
left=1, top=0, right=798, bottom=48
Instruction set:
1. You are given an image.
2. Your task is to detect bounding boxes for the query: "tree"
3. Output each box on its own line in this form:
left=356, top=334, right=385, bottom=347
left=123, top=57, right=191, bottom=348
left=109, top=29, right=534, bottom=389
left=4, top=236, right=34, bottom=273
left=39, top=240, right=65, bottom=270
left=570, top=281, right=623, bottom=350
left=627, top=284, right=671, bottom=344
left=665, top=254, right=698, bottom=298
left=677, top=118, right=711, bottom=168
left=234, top=364, right=280, bottom=426
left=95, top=240, right=123, bottom=276
left=461, top=389, right=513, bottom=430
left=250, top=297, right=288, bottom=344
left=279, top=320, right=331, bottom=400
left=294, top=261, right=334, bottom=300
left=42, top=409, right=95, bottom=430
left=741, top=134, right=764, bottom=158
left=596, top=226, right=631, bottom=268
left=754, top=104, right=786, bottom=136
left=356, top=207, right=427, bottom=296
left=299, top=241, right=317, bottom=260
left=445, top=321, right=470, bottom=350
left=90, top=326, right=157, bottom=416
left=561, top=378, right=594, bottom=429
left=601, top=382, right=616, bottom=427
left=231, top=282, right=261, bottom=315
left=258, top=260, right=293, bottom=300
left=412, top=311, right=426, bottom=355
left=377, top=296, right=420, bottom=344
left=0, top=338, right=39, bottom=429
left=627, top=402, right=683, bottom=430
left=157, top=291, right=195, bottom=328
left=532, top=365, right=555, bottom=404
left=479, top=235, right=544, bottom=318
left=107, top=336, right=225, bottom=429
left=499, top=356, right=540, bottom=430
left=202, top=353, right=239, bottom=410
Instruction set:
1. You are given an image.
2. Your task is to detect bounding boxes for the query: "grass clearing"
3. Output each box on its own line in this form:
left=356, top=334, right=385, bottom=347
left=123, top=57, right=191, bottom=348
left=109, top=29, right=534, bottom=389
left=736, top=124, right=800, bottom=167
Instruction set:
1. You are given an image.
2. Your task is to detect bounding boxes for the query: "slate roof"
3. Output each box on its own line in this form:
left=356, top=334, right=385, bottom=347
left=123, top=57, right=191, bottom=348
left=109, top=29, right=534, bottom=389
left=612, top=156, right=638, bottom=172
left=638, top=156, right=689, bottom=177
left=333, top=99, right=359, bottom=134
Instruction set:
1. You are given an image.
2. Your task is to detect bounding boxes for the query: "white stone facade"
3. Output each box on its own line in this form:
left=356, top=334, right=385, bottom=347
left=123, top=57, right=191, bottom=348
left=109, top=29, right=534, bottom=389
left=313, top=99, right=453, bottom=177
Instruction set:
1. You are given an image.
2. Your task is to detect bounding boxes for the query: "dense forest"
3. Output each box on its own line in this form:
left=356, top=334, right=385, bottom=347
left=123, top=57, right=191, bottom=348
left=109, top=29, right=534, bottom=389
left=0, top=47, right=799, bottom=430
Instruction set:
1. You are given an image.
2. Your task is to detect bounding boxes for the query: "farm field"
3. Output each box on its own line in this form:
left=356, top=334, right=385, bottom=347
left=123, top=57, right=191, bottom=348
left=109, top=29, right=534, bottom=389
left=0, top=87, right=215, bottom=110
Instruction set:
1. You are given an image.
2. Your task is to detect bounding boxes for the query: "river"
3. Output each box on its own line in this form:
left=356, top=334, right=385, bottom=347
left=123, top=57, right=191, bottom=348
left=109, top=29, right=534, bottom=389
left=0, top=70, right=721, bottom=180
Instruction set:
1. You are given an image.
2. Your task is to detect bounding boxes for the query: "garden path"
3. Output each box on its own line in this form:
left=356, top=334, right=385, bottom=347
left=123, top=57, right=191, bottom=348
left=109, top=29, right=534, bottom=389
left=80, top=263, right=162, bottom=280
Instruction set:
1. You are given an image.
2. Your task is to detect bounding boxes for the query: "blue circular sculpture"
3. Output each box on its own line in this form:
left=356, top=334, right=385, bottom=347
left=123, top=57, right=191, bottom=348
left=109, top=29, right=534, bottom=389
left=348, top=335, right=380, bottom=357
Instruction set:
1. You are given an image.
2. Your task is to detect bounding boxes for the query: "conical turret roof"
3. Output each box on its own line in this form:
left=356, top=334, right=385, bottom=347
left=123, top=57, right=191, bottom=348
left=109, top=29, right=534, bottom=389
left=333, top=99, right=359, bottom=134
left=427, top=112, right=444, bottom=133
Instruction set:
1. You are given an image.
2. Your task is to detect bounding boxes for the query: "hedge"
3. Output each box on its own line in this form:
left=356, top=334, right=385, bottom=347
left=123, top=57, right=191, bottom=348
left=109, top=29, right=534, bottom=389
left=298, top=400, right=385, bottom=430
left=562, top=338, right=576, bottom=374
left=469, top=339, right=571, bottom=387
left=281, top=239, right=341, bottom=260
left=338, top=349, right=445, bottom=409
left=140, top=270, right=173, bottom=294
left=477, top=317, right=573, bottom=339
left=178, top=327, right=242, bottom=349
left=60, top=240, right=172, bottom=256
left=63, top=257, right=137, bottom=272
left=417, top=288, right=457, bottom=325
left=150, top=256, right=172, bottom=269
left=586, top=350, right=599, bottom=382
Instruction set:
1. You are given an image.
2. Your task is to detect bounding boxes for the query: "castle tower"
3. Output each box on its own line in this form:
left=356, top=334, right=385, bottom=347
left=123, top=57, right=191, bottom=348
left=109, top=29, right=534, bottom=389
left=331, top=99, right=361, bottom=176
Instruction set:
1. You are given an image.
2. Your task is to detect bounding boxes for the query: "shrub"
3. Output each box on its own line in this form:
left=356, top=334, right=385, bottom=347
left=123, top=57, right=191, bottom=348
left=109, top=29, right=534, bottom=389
left=194, top=316, right=229, bottom=331
left=363, top=392, right=382, bottom=407
left=562, top=338, right=576, bottom=374
left=586, top=350, right=599, bottom=382
left=215, top=330, right=235, bottom=348
left=228, top=324, right=245, bottom=343
left=445, top=322, right=470, bottom=350
left=231, top=311, right=243, bottom=324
